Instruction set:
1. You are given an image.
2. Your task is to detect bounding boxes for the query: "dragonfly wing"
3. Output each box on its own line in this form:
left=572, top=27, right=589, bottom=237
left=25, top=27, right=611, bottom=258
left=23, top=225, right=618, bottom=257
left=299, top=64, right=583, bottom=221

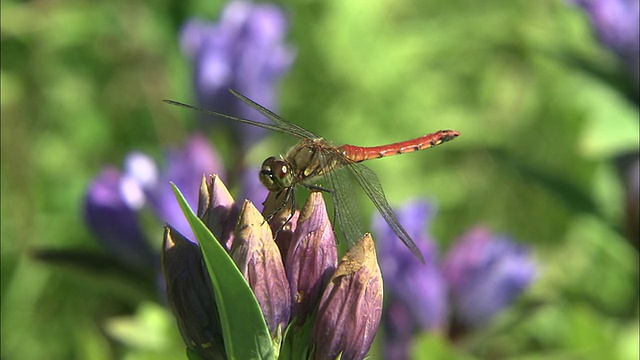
left=312, top=155, right=366, bottom=249
left=346, top=162, right=426, bottom=263
left=163, top=99, right=306, bottom=139
left=229, top=89, right=319, bottom=140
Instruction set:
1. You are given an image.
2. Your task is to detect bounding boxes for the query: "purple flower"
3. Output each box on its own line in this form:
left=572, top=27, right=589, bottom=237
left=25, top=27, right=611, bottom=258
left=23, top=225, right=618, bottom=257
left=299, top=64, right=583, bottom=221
left=84, top=167, right=154, bottom=268
left=571, top=0, right=640, bottom=83
left=373, top=200, right=537, bottom=357
left=442, top=227, right=537, bottom=327
left=84, top=134, right=222, bottom=263
left=180, top=1, right=296, bottom=148
left=240, top=165, right=270, bottom=209
left=148, top=134, right=223, bottom=239
left=374, top=201, right=448, bottom=330
left=373, top=200, right=447, bottom=360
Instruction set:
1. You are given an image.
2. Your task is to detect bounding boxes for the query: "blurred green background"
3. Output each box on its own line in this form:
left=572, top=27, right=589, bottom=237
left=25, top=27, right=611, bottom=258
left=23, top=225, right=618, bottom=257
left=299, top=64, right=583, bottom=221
left=1, top=0, right=638, bottom=359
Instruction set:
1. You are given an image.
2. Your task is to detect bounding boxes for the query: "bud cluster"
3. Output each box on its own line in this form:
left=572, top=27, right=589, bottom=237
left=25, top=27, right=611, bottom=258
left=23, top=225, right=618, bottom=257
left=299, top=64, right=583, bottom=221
left=162, top=175, right=383, bottom=360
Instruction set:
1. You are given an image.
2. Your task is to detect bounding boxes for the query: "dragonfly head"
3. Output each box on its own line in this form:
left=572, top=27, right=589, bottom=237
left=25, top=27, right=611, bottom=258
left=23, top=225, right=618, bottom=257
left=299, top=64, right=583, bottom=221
left=259, top=157, right=294, bottom=192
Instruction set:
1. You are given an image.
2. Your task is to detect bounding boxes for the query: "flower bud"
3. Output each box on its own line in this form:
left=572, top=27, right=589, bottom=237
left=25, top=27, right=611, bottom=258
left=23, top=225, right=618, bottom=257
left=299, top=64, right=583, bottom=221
left=313, top=233, right=383, bottom=360
left=198, top=174, right=239, bottom=250
left=230, top=200, right=291, bottom=335
left=286, top=192, right=338, bottom=323
left=161, top=226, right=226, bottom=359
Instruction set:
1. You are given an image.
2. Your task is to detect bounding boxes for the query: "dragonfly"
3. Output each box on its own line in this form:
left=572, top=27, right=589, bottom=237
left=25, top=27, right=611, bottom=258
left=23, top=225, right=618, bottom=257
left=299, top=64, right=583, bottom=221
left=164, top=90, right=459, bottom=263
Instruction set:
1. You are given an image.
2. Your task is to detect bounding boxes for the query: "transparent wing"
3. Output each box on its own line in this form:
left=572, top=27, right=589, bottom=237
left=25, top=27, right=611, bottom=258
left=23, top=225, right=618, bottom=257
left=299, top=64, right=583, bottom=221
left=164, top=88, right=320, bottom=141
left=163, top=99, right=307, bottom=140
left=346, top=162, right=425, bottom=263
left=321, top=163, right=366, bottom=249
left=229, top=89, right=320, bottom=140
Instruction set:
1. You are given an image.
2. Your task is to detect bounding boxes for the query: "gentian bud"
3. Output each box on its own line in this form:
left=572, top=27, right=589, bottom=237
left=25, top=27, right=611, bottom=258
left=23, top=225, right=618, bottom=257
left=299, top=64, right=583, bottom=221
left=313, top=233, right=383, bottom=360
left=162, top=226, right=226, bottom=359
left=442, top=227, right=536, bottom=328
left=286, top=192, right=338, bottom=323
left=230, top=200, right=291, bottom=335
left=198, top=174, right=239, bottom=250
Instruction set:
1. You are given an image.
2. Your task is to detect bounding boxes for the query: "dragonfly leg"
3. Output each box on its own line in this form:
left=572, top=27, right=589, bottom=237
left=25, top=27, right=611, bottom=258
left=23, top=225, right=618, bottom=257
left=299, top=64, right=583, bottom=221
left=263, top=188, right=298, bottom=238
left=303, top=184, right=332, bottom=193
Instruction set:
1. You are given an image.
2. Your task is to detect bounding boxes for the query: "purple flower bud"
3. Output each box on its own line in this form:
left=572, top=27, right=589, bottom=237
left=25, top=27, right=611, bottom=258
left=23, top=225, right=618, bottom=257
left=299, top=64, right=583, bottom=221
left=286, top=192, right=338, bottom=323
left=313, top=233, right=383, bottom=360
left=198, top=174, right=239, bottom=250
left=442, top=227, right=536, bottom=327
left=150, top=134, right=222, bottom=240
left=571, top=0, right=640, bottom=83
left=161, top=226, right=226, bottom=359
left=180, top=1, right=296, bottom=148
left=230, top=200, right=291, bottom=335
left=84, top=167, right=154, bottom=268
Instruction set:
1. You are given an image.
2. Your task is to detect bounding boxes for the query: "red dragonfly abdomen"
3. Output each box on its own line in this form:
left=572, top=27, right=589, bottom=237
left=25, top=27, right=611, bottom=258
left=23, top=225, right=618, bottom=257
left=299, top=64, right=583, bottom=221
left=338, top=130, right=460, bottom=163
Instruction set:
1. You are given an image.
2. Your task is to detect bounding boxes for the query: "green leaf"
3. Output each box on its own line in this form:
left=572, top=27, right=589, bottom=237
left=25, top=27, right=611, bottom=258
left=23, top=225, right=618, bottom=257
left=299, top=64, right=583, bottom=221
left=171, top=183, right=275, bottom=360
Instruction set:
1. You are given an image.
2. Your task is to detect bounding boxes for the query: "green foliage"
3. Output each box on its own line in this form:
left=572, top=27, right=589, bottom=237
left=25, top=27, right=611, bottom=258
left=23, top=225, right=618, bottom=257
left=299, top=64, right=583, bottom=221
left=1, top=0, right=637, bottom=359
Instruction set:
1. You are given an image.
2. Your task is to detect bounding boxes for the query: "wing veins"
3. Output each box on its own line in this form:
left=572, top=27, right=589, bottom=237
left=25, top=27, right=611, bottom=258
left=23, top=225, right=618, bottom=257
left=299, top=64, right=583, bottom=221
left=346, top=162, right=425, bottom=263
left=229, top=89, right=319, bottom=139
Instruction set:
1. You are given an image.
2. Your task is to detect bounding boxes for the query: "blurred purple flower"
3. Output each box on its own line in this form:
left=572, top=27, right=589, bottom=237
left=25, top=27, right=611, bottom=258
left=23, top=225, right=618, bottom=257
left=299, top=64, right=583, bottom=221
left=147, top=134, right=223, bottom=238
left=373, top=201, right=447, bottom=330
left=571, top=0, right=640, bottom=84
left=180, top=0, right=296, bottom=148
left=373, top=201, right=537, bottom=358
left=85, top=134, right=222, bottom=264
left=85, top=167, right=155, bottom=268
left=240, top=165, right=270, bottom=208
left=442, top=227, right=537, bottom=327
left=373, top=200, right=447, bottom=360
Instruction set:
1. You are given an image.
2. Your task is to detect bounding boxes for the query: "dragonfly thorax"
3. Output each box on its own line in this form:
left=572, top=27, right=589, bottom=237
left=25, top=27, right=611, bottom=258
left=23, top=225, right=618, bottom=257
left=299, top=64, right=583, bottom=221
left=259, top=156, right=294, bottom=192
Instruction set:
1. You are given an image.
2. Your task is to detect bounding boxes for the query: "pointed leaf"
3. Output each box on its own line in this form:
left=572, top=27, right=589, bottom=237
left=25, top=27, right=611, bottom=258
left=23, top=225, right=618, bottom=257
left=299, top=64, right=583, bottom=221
left=171, top=183, right=275, bottom=359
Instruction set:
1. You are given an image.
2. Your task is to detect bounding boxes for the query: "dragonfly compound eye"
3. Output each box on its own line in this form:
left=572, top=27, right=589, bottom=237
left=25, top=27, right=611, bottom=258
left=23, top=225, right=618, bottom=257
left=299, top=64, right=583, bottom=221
left=260, top=157, right=293, bottom=191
